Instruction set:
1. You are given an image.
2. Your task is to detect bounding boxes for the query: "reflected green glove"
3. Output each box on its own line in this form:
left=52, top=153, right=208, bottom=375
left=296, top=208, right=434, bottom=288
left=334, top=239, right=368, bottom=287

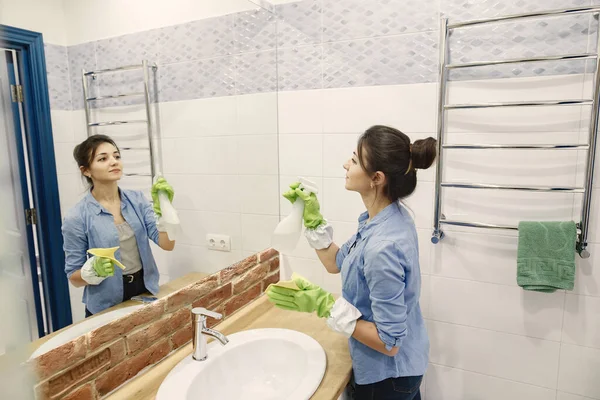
left=92, top=257, right=115, bottom=277
left=151, top=177, right=175, bottom=216
left=266, top=273, right=335, bottom=318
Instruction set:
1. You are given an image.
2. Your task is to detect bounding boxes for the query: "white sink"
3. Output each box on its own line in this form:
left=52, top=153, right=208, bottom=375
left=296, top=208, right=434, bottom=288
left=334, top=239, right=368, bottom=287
left=157, top=328, right=326, bottom=400
left=29, top=305, right=143, bottom=359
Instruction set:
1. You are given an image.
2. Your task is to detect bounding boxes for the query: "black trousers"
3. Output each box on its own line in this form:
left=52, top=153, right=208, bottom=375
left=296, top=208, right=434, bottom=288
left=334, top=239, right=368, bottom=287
left=85, top=270, right=147, bottom=318
left=349, top=374, right=423, bottom=400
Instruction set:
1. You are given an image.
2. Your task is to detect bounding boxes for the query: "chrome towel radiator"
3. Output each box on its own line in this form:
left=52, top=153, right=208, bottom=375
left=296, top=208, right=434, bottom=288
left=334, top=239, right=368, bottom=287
left=81, top=60, right=157, bottom=180
left=432, top=6, right=600, bottom=258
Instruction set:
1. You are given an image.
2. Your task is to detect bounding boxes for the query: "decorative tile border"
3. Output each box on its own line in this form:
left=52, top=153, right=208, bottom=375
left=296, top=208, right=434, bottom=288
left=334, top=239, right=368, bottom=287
left=45, top=1, right=598, bottom=110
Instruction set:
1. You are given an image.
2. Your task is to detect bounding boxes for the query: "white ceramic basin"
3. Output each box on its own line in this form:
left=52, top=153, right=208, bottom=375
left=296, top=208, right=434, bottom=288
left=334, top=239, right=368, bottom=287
left=29, top=305, right=143, bottom=359
left=156, top=328, right=326, bottom=400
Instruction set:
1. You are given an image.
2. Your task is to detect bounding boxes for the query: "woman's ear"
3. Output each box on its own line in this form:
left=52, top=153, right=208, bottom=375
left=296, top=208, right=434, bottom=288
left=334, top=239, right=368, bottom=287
left=372, top=171, right=386, bottom=186
left=80, top=166, right=90, bottom=178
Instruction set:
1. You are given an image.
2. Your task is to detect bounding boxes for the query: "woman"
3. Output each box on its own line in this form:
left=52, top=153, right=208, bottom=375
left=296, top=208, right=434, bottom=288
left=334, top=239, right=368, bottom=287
left=62, top=134, right=176, bottom=317
left=268, top=125, right=436, bottom=399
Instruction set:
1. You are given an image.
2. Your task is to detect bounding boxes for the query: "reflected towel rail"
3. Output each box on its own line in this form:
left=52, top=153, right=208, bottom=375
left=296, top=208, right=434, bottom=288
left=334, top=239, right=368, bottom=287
left=86, top=92, right=145, bottom=101
left=87, top=120, right=147, bottom=127
left=82, top=60, right=157, bottom=180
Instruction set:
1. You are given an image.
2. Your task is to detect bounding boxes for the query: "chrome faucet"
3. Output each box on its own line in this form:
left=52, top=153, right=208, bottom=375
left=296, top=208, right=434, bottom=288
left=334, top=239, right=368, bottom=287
left=191, top=307, right=229, bottom=361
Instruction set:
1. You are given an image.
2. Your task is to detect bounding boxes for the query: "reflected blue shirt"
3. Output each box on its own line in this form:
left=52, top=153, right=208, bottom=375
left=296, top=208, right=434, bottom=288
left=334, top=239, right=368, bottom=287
left=336, top=202, right=429, bottom=385
left=62, top=189, right=160, bottom=314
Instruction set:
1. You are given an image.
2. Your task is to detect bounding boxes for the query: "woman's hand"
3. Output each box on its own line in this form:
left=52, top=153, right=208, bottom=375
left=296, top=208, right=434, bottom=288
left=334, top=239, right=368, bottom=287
left=151, top=177, right=175, bottom=217
left=80, top=256, right=114, bottom=285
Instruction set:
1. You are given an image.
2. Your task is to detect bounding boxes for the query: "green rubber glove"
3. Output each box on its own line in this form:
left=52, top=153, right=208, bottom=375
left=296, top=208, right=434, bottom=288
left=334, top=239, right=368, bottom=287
left=294, top=187, right=325, bottom=229
left=92, top=257, right=115, bottom=277
left=282, top=181, right=301, bottom=204
left=266, top=273, right=335, bottom=318
left=151, top=177, right=175, bottom=217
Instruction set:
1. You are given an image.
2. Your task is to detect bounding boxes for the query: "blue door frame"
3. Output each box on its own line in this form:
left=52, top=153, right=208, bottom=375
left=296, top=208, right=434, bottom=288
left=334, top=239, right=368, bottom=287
left=1, top=25, right=72, bottom=331
left=5, top=51, right=47, bottom=339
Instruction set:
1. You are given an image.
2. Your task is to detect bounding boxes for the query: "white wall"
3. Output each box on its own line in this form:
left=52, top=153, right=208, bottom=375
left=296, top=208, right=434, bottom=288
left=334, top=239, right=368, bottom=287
left=0, top=0, right=68, bottom=45
left=277, top=74, right=600, bottom=400
left=62, top=0, right=256, bottom=45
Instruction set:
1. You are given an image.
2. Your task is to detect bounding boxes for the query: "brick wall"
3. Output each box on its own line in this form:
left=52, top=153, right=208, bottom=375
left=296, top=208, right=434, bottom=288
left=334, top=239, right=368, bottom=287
left=31, top=249, right=280, bottom=400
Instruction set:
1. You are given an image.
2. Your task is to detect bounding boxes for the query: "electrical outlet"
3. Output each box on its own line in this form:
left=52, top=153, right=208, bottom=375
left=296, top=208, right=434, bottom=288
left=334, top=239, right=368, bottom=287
left=206, top=234, right=231, bottom=252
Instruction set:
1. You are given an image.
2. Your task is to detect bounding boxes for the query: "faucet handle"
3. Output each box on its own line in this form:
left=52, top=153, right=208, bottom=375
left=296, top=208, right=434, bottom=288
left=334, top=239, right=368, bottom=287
left=192, top=307, right=223, bottom=320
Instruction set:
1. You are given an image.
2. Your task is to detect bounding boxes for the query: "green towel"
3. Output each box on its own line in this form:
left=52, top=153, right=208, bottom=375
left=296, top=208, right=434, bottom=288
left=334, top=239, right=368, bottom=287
left=517, top=221, right=577, bottom=293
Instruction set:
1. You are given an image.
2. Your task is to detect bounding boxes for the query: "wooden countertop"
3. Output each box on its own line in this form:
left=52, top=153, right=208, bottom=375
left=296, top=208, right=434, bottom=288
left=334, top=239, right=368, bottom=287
left=106, top=295, right=353, bottom=400
left=28, top=272, right=209, bottom=355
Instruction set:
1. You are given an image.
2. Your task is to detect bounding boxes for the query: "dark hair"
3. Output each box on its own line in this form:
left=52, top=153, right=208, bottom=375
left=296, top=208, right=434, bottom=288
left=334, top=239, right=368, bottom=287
left=357, top=125, right=437, bottom=202
left=73, top=134, right=120, bottom=187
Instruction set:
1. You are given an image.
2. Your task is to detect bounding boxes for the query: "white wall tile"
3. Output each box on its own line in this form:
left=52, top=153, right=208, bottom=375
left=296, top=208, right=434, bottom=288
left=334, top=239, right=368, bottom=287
left=167, top=174, right=240, bottom=213
left=446, top=75, right=586, bottom=135
left=159, top=96, right=237, bottom=138
left=322, top=177, right=366, bottom=223
left=278, top=134, right=323, bottom=177
left=442, top=188, right=577, bottom=229
left=428, top=320, right=560, bottom=389
left=51, top=110, right=74, bottom=143
left=557, top=392, right=599, bottom=400
left=69, top=284, right=85, bottom=324
left=161, top=138, right=197, bottom=174
left=163, top=244, right=243, bottom=278
left=236, top=92, right=278, bottom=135
left=563, top=294, right=600, bottom=349
left=163, top=137, right=238, bottom=175
left=574, top=243, right=600, bottom=297
left=282, top=255, right=325, bottom=287
left=57, top=173, right=87, bottom=216
left=403, top=181, right=435, bottom=229
left=177, top=209, right=242, bottom=249
left=323, top=133, right=359, bottom=178
left=54, top=141, right=79, bottom=175
left=429, top=276, right=564, bottom=340
left=558, top=344, right=600, bottom=399
left=443, top=149, right=579, bottom=187
left=426, top=364, right=556, bottom=400
left=431, top=231, right=521, bottom=286
left=239, top=175, right=279, bottom=215
left=198, top=136, right=239, bottom=175
left=241, top=213, right=279, bottom=253
left=71, top=109, right=88, bottom=143
left=236, top=134, right=278, bottom=175
left=447, top=75, right=586, bottom=104
left=278, top=90, right=324, bottom=134
left=322, top=84, right=438, bottom=134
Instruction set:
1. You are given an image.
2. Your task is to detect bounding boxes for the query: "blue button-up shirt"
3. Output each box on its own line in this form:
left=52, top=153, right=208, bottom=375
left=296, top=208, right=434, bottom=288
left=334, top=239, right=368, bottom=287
left=336, top=202, right=429, bottom=385
left=62, top=189, right=160, bottom=314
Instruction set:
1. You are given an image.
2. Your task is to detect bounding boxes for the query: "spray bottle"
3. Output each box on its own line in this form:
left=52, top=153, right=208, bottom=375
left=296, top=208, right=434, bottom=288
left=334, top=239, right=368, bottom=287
left=271, top=177, right=318, bottom=253
left=154, top=172, right=181, bottom=241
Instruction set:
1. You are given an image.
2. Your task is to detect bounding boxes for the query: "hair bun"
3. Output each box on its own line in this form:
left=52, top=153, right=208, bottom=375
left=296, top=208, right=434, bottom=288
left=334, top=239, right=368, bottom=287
left=411, top=137, right=437, bottom=170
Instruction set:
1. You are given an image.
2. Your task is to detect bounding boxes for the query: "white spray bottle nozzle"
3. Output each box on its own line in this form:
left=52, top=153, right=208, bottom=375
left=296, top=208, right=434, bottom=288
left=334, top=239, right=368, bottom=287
left=298, top=177, right=318, bottom=195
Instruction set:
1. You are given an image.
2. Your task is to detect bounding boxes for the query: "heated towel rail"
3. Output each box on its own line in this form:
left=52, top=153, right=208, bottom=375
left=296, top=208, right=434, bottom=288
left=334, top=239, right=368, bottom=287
left=431, top=6, right=600, bottom=258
